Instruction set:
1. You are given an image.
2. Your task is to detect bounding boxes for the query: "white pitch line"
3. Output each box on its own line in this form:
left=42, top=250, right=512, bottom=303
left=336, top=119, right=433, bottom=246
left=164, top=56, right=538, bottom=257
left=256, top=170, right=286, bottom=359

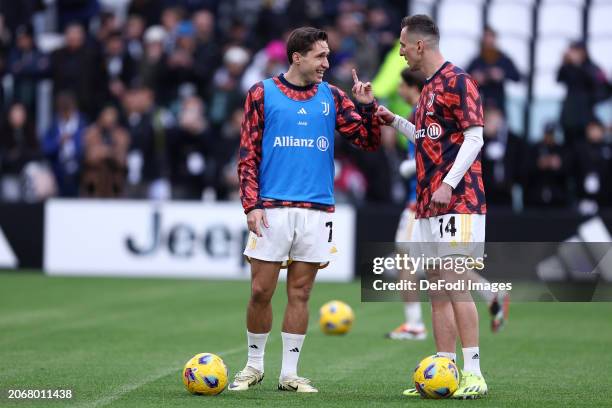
left=80, top=303, right=384, bottom=408
left=79, top=345, right=246, bottom=408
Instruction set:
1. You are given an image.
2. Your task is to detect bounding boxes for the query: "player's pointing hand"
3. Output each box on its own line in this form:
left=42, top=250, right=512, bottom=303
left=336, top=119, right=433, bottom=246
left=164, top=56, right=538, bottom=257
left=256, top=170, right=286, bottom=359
left=351, top=68, right=373, bottom=105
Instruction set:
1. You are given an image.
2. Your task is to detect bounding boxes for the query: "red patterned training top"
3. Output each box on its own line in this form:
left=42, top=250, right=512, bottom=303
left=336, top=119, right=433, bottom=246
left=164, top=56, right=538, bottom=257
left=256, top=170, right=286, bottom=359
left=412, top=62, right=486, bottom=219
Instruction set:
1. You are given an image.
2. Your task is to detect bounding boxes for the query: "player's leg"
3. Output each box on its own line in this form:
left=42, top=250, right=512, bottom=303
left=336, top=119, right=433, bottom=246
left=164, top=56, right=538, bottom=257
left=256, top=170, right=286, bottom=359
left=428, top=267, right=458, bottom=358
left=403, top=269, right=457, bottom=398
left=276, top=208, right=331, bottom=393
left=403, top=220, right=454, bottom=397
left=230, top=208, right=291, bottom=391
left=388, top=266, right=427, bottom=339
left=389, top=209, right=427, bottom=340
left=277, top=261, right=319, bottom=393
left=248, top=260, right=282, bottom=333
left=229, top=260, right=281, bottom=391
left=439, top=215, right=487, bottom=399
left=467, top=269, right=510, bottom=333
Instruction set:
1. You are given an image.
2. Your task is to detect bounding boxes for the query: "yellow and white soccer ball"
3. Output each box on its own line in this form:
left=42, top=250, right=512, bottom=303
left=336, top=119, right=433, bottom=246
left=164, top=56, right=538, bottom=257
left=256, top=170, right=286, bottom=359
left=413, top=355, right=459, bottom=399
left=319, top=300, right=354, bottom=335
left=182, top=353, right=228, bottom=395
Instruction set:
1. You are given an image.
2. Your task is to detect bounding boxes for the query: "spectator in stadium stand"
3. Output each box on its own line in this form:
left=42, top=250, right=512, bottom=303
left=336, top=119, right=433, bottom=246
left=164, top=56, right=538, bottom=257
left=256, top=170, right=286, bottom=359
left=0, top=102, right=41, bottom=200
left=333, top=11, right=379, bottom=84
left=101, top=30, right=135, bottom=107
left=127, top=0, right=163, bottom=27
left=7, top=24, right=50, bottom=117
left=139, top=25, right=169, bottom=104
left=192, top=9, right=221, bottom=98
left=94, top=11, right=121, bottom=49
left=366, top=5, right=398, bottom=57
left=50, top=23, right=105, bottom=120
left=0, top=14, right=12, bottom=111
left=0, top=0, right=38, bottom=35
left=121, top=85, right=169, bottom=199
left=207, top=46, right=249, bottom=129
left=466, top=27, right=520, bottom=116
left=523, top=123, right=570, bottom=208
left=240, top=40, right=288, bottom=94
left=160, top=5, right=183, bottom=52
left=80, top=105, right=129, bottom=198
left=574, top=119, right=612, bottom=214
left=42, top=91, right=88, bottom=198
left=124, top=14, right=146, bottom=69
left=481, top=106, right=524, bottom=206
left=166, top=96, right=211, bottom=200
left=557, top=41, right=609, bottom=147
left=213, top=107, right=243, bottom=200
left=164, top=21, right=198, bottom=103
left=56, top=0, right=100, bottom=31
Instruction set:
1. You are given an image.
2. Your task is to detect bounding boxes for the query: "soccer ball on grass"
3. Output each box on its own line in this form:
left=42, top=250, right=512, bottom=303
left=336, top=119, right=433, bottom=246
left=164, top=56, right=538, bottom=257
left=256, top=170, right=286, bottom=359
left=182, top=353, right=228, bottom=395
left=413, top=355, right=459, bottom=399
left=319, top=300, right=354, bottom=335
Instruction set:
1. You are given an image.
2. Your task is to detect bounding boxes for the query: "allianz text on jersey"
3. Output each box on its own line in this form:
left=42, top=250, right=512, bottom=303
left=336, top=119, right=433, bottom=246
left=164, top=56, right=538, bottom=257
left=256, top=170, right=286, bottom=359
left=273, top=135, right=330, bottom=152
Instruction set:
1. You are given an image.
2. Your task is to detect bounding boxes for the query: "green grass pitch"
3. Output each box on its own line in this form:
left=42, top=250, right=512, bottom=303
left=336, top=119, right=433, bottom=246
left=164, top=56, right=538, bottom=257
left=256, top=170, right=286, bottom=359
left=1, top=271, right=611, bottom=407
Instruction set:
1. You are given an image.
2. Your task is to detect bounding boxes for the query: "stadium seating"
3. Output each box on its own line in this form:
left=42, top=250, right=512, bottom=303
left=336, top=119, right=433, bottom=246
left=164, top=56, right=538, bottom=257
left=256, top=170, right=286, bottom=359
left=487, top=1, right=533, bottom=38
left=439, top=35, right=479, bottom=69
left=589, top=38, right=612, bottom=74
left=437, top=0, right=483, bottom=38
left=534, top=37, right=571, bottom=71
left=537, top=2, right=583, bottom=39
left=497, top=36, right=530, bottom=75
left=588, top=2, right=612, bottom=37
left=410, top=0, right=435, bottom=16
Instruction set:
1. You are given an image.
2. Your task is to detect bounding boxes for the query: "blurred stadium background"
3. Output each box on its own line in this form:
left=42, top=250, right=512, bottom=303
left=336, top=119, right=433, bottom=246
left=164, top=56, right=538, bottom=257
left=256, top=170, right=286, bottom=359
left=1, top=0, right=612, bottom=406
left=0, top=0, right=611, bottom=277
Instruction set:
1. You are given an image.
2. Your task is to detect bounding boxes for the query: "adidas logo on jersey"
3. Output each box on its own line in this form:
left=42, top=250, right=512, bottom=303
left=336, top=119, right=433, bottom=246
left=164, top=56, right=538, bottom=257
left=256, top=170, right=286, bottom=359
left=289, top=347, right=300, bottom=353
left=297, top=107, right=308, bottom=115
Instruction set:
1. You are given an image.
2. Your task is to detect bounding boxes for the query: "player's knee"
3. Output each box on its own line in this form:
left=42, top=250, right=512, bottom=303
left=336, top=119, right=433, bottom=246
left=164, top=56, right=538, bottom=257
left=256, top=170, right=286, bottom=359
left=250, top=283, right=274, bottom=305
left=288, top=282, right=313, bottom=304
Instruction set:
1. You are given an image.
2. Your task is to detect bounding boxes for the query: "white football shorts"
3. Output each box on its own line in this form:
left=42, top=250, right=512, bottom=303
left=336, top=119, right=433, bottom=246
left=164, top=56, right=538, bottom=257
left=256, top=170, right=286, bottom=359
left=243, top=207, right=336, bottom=267
left=410, top=213, right=485, bottom=258
left=395, top=207, right=416, bottom=243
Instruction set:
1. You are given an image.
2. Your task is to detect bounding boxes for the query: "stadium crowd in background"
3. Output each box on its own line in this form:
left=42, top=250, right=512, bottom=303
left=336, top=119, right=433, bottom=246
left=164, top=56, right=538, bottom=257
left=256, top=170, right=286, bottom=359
left=0, top=0, right=611, bottom=214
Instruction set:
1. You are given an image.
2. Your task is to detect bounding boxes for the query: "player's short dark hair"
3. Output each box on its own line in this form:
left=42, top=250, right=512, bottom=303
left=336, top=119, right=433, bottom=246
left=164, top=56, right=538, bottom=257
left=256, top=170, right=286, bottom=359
left=286, top=27, right=328, bottom=64
left=401, top=15, right=440, bottom=44
left=401, top=68, right=425, bottom=91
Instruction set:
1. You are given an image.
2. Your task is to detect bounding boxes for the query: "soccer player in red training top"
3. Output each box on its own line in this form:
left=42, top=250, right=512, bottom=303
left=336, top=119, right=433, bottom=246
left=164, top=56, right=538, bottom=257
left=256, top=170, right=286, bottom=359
left=377, top=15, right=488, bottom=399
left=234, top=27, right=380, bottom=393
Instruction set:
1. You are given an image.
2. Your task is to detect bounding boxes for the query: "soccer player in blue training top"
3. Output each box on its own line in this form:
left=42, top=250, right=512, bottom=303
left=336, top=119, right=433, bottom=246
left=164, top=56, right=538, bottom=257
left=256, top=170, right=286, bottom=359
left=233, top=26, right=381, bottom=393
left=377, top=15, right=489, bottom=399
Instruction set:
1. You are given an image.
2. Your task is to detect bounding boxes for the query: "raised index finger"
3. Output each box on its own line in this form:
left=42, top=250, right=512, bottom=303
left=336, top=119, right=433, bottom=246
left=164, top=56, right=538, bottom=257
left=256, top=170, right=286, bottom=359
left=352, top=68, right=359, bottom=84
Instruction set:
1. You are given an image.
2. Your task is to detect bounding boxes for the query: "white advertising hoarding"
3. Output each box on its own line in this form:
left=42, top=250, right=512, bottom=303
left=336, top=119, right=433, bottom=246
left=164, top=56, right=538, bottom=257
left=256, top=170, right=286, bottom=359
left=44, top=199, right=355, bottom=281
